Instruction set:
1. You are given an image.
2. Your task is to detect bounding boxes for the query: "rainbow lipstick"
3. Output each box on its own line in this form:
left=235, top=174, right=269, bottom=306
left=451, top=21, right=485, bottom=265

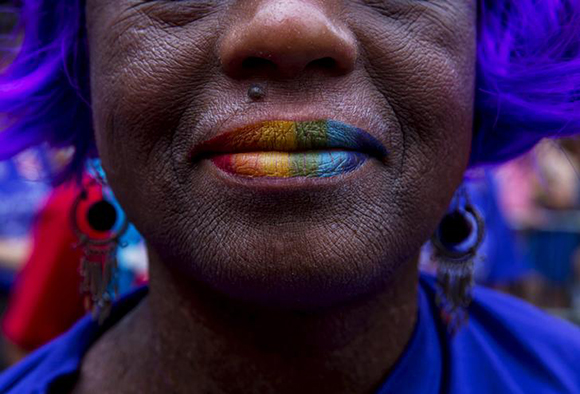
left=194, top=120, right=387, bottom=178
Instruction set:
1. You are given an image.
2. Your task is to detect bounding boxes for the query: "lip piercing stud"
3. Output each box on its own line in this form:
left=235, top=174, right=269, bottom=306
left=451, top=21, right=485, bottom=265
left=248, top=84, right=266, bottom=101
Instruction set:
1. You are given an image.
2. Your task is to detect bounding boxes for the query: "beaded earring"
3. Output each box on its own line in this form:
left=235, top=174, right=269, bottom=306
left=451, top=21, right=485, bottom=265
left=431, top=185, right=485, bottom=334
left=70, top=160, right=128, bottom=323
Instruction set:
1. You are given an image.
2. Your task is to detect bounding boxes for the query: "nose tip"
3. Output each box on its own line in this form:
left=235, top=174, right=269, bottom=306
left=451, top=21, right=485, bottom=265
left=219, top=1, right=357, bottom=79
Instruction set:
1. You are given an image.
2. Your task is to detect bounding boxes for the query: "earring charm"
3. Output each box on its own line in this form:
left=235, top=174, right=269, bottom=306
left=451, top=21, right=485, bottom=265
left=71, top=160, right=128, bottom=323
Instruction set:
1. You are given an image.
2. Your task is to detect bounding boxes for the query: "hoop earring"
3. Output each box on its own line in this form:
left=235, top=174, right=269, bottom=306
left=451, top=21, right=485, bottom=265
left=431, top=185, right=485, bottom=334
left=71, top=160, right=128, bottom=323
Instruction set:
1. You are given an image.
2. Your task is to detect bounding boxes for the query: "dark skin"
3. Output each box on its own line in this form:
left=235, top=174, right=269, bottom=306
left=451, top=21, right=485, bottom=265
left=75, top=1, right=476, bottom=393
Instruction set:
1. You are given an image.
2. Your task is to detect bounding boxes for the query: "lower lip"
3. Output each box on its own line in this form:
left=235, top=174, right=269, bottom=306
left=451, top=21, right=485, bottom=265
left=210, top=150, right=368, bottom=178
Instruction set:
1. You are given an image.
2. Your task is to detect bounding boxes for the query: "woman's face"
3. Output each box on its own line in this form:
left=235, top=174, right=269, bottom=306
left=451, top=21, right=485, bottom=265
left=87, top=0, right=476, bottom=308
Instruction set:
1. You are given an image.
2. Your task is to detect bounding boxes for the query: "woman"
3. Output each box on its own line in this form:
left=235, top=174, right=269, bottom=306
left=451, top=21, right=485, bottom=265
left=0, top=0, right=579, bottom=393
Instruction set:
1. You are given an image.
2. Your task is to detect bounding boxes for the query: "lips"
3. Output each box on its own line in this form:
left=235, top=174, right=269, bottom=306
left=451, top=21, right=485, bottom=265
left=191, top=119, right=388, bottom=178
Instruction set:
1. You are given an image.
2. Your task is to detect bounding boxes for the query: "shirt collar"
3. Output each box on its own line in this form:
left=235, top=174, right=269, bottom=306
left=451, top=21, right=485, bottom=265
left=375, top=276, right=444, bottom=394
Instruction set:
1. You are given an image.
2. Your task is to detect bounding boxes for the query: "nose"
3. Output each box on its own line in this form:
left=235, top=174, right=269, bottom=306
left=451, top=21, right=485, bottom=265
left=220, top=0, right=357, bottom=79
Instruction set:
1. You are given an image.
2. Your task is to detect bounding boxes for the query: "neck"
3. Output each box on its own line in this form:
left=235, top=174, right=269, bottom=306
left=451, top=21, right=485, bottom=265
left=77, top=251, right=420, bottom=394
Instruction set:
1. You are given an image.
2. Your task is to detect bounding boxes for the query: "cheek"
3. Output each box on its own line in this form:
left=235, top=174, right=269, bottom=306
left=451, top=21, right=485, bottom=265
left=87, top=10, right=219, bottom=183
left=86, top=9, right=241, bottom=256
left=357, top=9, right=477, bottom=178
left=351, top=11, right=477, bottom=241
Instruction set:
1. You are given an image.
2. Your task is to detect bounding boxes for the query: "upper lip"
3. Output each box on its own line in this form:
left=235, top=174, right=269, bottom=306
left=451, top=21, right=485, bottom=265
left=189, top=119, right=388, bottom=162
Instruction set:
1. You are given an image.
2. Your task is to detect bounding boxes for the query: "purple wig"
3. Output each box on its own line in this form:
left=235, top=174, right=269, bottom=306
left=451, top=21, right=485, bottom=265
left=0, top=0, right=579, bottom=181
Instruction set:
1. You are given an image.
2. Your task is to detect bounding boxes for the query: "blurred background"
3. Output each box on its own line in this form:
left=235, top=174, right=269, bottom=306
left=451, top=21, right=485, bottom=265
left=2, top=0, right=580, bottom=372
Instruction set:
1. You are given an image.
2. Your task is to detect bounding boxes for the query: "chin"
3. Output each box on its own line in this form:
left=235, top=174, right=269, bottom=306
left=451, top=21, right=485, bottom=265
left=152, top=223, right=415, bottom=311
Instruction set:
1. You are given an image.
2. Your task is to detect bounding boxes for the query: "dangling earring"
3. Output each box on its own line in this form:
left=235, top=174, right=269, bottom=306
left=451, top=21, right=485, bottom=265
left=70, top=160, right=128, bottom=323
left=431, top=185, right=485, bottom=334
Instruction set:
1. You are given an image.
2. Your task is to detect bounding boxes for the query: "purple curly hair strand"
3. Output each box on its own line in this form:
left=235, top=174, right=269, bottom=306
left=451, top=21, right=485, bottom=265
left=474, top=0, right=580, bottom=165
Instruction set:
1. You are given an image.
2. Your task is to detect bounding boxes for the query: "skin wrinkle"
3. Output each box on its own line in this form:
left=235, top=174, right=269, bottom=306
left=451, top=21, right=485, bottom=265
left=77, top=1, right=477, bottom=393
left=134, top=2, right=221, bottom=27
left=362, top=37, right=473, bottom=183
left=371, top=81, right=408, bottom=173
left=351, top=26, right=413, bottom=174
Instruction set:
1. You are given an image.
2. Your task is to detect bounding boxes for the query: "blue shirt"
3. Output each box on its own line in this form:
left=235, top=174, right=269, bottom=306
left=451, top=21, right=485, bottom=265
left=1, top=275, right=579, bottom=394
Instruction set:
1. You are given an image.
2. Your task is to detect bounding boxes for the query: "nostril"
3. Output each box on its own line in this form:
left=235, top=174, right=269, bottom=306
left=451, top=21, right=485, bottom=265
left=305, top=57, right=339, bottom=73
left=240, top=56, right=339, bottom=78
left=309, top=57, right=337, bottom=69
left=235, top=55, right=344, bottom=79
left=242, top=57, right=277, bottom=73
left=220, top=1, right=357, bottom=80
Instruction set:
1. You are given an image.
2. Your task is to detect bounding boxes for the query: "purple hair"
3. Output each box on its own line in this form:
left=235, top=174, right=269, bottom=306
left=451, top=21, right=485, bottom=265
left=474, top=0, right=580, bottom=165
left=0, top=0, right=91, bottom=182
left=1, top=0, right=579, bottom=181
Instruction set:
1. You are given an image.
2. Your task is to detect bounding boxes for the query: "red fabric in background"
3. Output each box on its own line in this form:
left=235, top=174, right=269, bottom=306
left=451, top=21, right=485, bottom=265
left=2, top=179, right=101, bottom=352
